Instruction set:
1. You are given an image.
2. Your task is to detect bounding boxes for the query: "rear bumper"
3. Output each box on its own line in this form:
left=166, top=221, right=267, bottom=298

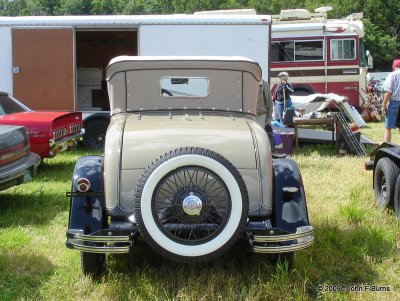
left=246, top=225, right=314, bottom=253
left=66, top=228, right=135, bottom=254
left=66, top=224, right=314, bottom=255
left=0, top=152, right=41, bottom=191
left=49, top=129, right=84, bottom=157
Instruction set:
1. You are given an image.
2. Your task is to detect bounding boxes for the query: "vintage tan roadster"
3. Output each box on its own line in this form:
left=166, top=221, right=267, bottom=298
left=66, top=56, right=314, bottom=275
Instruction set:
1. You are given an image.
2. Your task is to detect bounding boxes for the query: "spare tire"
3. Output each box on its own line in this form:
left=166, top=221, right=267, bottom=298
left=134, top=147, right=249, bottom=263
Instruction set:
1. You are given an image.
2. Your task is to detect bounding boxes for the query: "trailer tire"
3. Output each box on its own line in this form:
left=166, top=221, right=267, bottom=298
left=83, top=119, right=108, bottom=150
left=374, top=157, right=400, bottom=208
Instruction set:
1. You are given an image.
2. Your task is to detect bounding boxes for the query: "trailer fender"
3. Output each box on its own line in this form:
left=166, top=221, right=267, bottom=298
left=67, top=155, right=106, bottom=233
left=372, top=144, right=400, bottom=187
left=272, top=157, right=310, bottom=233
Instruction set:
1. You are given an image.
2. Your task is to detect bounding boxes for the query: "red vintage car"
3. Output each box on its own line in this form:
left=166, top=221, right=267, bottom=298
left=0, top=92, right=83, bottom=159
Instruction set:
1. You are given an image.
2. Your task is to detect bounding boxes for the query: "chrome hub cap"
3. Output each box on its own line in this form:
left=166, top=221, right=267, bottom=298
left=182, top=192, right=203, bottom=216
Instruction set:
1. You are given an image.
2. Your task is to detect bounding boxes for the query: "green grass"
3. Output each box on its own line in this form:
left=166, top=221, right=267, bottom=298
left=0, top=122, right=399, bottom=300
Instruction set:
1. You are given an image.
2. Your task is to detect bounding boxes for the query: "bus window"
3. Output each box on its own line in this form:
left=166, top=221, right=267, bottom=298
left=330, top=39, right=356, bottom=60
left=295, top=40, right=323, bottom=61
left=271, top=41, right=294, bottom=62
left=272, top=40, right=323, bottom=62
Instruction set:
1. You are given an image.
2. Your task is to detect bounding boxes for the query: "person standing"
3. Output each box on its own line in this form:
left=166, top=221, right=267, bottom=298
left=382, top=59, right=400, bottom=142
left=273, top=72, right=294, bottom=122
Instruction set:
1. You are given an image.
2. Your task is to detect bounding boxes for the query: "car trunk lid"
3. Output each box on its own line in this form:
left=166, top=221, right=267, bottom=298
left=121, top=112, right=256, bottom=170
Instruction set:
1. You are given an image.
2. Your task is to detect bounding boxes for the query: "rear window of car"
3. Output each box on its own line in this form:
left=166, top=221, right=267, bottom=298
left=160, top=76, right=209, bottom=97
left=0, top=94, right=26, bottom=115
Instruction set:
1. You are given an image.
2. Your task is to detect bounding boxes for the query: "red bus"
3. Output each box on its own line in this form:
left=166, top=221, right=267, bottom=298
left=271, top=8, right=373, bottom=107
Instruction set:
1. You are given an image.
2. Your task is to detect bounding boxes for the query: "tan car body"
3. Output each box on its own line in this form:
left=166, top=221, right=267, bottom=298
left=66, top=56, right=313, bottom=274
left=105, top=56, right=273, bottom=216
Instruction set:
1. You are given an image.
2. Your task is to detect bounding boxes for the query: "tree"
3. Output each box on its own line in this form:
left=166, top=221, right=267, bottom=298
left=91, top=0, right=113, bottom=14
left=56, top=0, right=91, bottom=15
left=28, top=0, right=60, bottom=15
left=0, top=0, right=28, bottom=16
left=363, top=19, right=397, bottom=70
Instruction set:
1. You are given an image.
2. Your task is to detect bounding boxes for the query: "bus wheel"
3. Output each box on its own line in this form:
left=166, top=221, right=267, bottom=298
left=292, top=87, right=314, bottom=96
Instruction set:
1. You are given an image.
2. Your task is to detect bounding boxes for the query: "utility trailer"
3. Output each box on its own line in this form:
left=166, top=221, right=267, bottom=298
left=0, top=13, right=271, bottom=148
left=365, top=142, right=400, bottom=218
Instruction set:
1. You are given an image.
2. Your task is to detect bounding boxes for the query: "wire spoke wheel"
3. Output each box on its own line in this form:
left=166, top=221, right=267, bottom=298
left=134, top=147, right=248, bottom=263
left=153, top=166, right=231, bottom=245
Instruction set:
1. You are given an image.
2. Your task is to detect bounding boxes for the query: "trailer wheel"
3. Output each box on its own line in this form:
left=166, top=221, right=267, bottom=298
left=393, top=176, right=400, bottom=219
left=374, top=157, right=400, bottom=208
left=134, top=147, right=249, bottom=263
left=83, top=119, right=108, bottom=150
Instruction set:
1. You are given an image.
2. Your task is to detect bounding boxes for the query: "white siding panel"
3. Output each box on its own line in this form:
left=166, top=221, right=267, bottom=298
left=0, top=27, right=12, bottom=93
left=139, top=24, right=269, bottom=80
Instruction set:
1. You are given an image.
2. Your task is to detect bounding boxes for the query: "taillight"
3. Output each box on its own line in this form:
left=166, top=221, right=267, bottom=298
left=70, top=124, right=81, bottom=133
left=53, top=128, right=66, bottom=140
left=76, top=178, right=90, bottom=192
left=0, top=143, right=29, bottom=165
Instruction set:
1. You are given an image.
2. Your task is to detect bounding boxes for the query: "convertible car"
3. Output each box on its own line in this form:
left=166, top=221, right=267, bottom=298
left=0, top=92, right=84, bottom=159
left=0, top=124, right=40, bottom=191
left=66, top=56, right=314, bottom=276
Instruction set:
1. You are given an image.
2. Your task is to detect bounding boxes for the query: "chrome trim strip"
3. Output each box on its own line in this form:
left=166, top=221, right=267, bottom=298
left=252, top=226, right=314, bottom=243
left=248, top=225, right=314, bottom=253
left=66, top=241, right=130, bottom=254
left=68, top=230, right=131, bottom=243
left=252, top=236, right=314, bottom=253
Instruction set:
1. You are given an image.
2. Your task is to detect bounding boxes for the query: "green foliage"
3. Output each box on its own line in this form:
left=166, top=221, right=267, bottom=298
left=0, top=0, right=28, bottom=16
left=363, top=18, right=398, bottom=69
left=56, top=0, right=92, bottom=15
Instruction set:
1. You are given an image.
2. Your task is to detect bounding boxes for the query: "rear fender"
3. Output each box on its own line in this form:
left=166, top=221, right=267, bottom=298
left=68, top=156, right=106, bottom=233
left=272, top=157, right=309, bottom=233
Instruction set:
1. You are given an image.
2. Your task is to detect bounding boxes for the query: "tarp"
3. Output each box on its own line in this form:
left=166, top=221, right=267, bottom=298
left=290, top=93, right=366, bottom=128
left=291, top=93, right=347, bottom=113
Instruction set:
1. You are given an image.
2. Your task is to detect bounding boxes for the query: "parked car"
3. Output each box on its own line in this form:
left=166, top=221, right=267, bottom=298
left=66, top=56, right=314, bottom=276
left=0, top=125, right=40, bottom=191
left=365, top=142, right=400, bottom=218
left=0, top=92, right=84, bottom=159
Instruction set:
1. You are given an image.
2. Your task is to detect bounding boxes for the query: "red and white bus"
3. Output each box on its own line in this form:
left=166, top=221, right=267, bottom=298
left=270, top=8, right=373, bottom=107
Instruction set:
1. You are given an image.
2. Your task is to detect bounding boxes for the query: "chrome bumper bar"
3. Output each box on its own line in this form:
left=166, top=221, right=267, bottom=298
left=247, top=225, right=314, bottom=253
left=66, top=229, right=134, bottom=254
left=66, top=225, right=313, bottom=255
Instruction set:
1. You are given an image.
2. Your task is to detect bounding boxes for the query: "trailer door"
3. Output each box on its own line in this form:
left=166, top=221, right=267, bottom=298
left=12, top=28, right=74, bottom=110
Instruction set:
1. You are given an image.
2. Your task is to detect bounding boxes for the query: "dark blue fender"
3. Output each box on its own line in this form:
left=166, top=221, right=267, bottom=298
left=67, top=155, right=106, bottom=234
left=272, top=156, right=310, bottom=233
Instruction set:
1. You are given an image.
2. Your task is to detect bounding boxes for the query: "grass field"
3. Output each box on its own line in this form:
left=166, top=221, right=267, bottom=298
left=0, top=121, right=399, bottom=301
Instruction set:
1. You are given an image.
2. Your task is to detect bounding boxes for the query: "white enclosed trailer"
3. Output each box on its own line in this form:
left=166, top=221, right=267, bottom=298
left=0, top=14, right=271, bottom=148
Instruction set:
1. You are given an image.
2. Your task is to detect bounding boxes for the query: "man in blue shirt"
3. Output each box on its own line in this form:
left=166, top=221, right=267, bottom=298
left=383, top=59, right=400, bottom=142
